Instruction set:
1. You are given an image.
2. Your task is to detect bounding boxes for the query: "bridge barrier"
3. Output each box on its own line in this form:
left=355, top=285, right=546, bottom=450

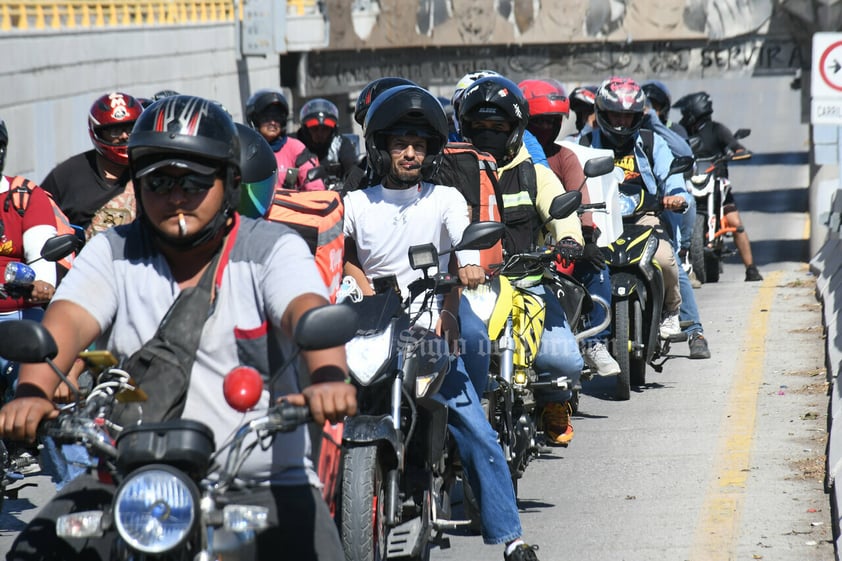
left=0, top=0, right=318, bottom=31
left=809, top=188, right=842, bottom=556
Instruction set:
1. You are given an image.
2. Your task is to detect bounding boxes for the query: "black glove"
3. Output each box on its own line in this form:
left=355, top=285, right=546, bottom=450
left=579, top=225, right=606, bottom=270
left=581, top=242, right=606, bottom=270
left=555, top=238, right=583, bottom=267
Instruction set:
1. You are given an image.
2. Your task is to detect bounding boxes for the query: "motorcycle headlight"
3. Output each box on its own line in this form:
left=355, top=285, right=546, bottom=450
left=114, top=466, right=198, bottom=554
left=346, top=323, right=394, bottom=385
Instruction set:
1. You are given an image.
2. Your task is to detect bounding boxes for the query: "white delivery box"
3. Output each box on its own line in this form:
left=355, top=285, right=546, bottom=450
left=558, top=140, right=622, bottom=247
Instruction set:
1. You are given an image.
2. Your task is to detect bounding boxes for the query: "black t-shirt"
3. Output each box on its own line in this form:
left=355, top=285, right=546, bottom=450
left=688, top=120, right=745, bottom=178
left=40, top=150, right=131, bottom=229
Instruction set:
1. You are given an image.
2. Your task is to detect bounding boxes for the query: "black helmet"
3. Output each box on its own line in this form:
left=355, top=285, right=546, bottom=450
left=457, top=75, right=529, bottom=165
left=354, top=77, right=417, bottom=126
left=675, top=91, right=713, bottom=130
left=594, top=76, right=647, bottom=146
left=363, top=85, right=448, bottom=183
left=0, top=120, right=7, bottom=174
left=641, top=80, right=671, bottom=112
left=245, top=88, right=290, bottom=129
left=235, top=123, right=277, bottom=219
left=128, top=95, right=241, bottom=248
left=152, top=89, right=180, bottom=102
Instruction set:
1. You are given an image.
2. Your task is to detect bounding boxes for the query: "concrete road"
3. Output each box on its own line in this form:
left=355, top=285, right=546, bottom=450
left=0, top=162, right=831, bottom=560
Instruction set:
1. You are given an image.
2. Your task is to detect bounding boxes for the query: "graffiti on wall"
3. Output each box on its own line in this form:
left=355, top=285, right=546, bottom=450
left=321, top=0, right=774, bottom=50
left=299, top=38, right=803, bottom=97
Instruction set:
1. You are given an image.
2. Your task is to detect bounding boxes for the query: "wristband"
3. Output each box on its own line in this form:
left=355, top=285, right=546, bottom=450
left=311, top=365, right=351, bottom=384
left=14, top=383, right=50, bottom=400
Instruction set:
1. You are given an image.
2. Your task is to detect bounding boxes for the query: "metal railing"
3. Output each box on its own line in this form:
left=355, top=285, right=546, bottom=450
left=0, top=0, right=319, bottom=31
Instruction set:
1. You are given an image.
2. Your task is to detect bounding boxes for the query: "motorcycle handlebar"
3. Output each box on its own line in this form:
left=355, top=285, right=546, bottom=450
left=265, top=401, right=312, bottom=432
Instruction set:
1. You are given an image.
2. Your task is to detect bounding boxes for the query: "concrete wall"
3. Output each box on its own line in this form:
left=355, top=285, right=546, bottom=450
left=0, top=24, right=279, bottom=183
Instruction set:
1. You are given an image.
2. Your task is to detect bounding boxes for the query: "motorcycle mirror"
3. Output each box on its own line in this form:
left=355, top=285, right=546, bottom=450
left=454, top=221, right=505, bottom=251
left=545, top=191, right=583, bottom=224
left=294, top=303, right=359, bottom=351
left=0, top=319, right=79, bottom=402
left=223, top=366, right=264, bottom=412
left=669, top=156, right=695, bottom=176
left=734, top=128, right=751, bottom=140
left=582, top=155, right=615, bottom=179
left=28, top=233, right=83, bottom=266
left=0, top=319, right=58, bottom=363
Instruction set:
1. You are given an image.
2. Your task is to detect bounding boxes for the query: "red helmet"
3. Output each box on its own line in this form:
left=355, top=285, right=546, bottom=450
left=88, top=92, right=144, bottom=165
left=518, top=79, right=569, bottom=118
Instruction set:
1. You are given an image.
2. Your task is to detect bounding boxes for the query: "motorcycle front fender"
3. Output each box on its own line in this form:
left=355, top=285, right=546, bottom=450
left=341, top=415, right=401, bottom=468
left=611, top=271, right=644, bottom=303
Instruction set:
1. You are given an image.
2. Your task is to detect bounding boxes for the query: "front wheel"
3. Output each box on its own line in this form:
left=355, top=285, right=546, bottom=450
left=340, top=445, right=387, bottom=561
left=612, top=300, right=631, bottom=401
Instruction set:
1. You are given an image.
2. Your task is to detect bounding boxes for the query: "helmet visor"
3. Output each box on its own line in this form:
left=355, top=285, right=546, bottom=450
left=239, top=172, right=277, bottom=218
left=134, top=157, right=218, bottom=179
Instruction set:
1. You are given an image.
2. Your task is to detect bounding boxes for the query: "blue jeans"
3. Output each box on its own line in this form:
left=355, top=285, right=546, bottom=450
left=459, top=296, right=491, bottom=396
left=573, top=262, right=612, bottom=343
left=528, top=283, right=584, bottom=404
left=435, top=355, right=522, bottom=545
left=676, top=249, right=703, bottom=335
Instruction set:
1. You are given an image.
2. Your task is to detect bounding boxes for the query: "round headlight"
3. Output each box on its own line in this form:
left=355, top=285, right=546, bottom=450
left=114, top=466, right=198, bottom=554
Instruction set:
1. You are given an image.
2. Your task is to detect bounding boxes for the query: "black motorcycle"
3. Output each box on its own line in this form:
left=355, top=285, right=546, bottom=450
left=0, top=304, right=357, bottom=560
left=337, top=221, right=504, bottom=561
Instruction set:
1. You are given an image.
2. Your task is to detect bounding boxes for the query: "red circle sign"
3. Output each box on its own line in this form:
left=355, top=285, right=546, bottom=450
left=819, top=41, right=842, bottom=92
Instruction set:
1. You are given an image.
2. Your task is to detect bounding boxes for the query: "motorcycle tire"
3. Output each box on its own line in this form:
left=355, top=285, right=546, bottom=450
left=630, top=299, right=647, bottom=387
left=340, top=445, right=388, bottom=561
left=690, top=215, right=707, bottom=284
left=612, top=300, right=632, bottom=401
left=704, top=251, right=721, bottom=283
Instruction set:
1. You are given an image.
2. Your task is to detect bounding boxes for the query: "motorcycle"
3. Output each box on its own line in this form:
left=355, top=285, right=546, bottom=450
left=0, top=303, right=358, bottom=559
left=0, top=233, right=84, bottom=512
left=685, top=128, right=752, bottom=283
left=602, top=156, right=694, bottom=400
left=462, top=158, right=616, bottom=496
left=337, top=221, right=504, bottom=561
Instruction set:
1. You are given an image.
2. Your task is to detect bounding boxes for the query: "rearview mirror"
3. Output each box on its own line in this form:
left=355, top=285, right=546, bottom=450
left=548, top=191, right=583, bottom=221
left=669, top=156, right=695, bottom=176
left=39, top=233, right=83, bottom=263
left=734, top=128, right=751, bottom=140
left=0, top=319, right=58, bottom=363
left=583, top=156, right=615, bottom=178
left=294, top=304, right=359, bottom=351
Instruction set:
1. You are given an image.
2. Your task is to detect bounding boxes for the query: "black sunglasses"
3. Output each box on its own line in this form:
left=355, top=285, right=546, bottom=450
left=142, top=171, right=219, bottom=195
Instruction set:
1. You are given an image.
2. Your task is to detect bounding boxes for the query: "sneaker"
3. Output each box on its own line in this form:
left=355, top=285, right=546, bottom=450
left=688, top=332, right=711, bottom=359
left=659, top=309, right=681, bottom=339
left=10, top=450, right=41, bottom=475
left=745, top=265, right=763, bottom=282
left=542, top=402, right=574, bottom=446
left=505, top=543, right=540, bottom=561
left=583, top=342, right=621, bottom=376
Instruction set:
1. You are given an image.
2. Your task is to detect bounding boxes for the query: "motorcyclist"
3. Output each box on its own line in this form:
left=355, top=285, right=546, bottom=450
left=344, top=76, right=418, bottom=192
left=582, top=76, right=691, bottom=339
left=0, top=95, right=356, bottom=561
left=0, top=118, right=60, bottom=476
left=236, top=122, right=278, bottom=218
left=41, top=92, right=143, bottom=238
left=640, top=81, right=711, bottom=359
left=567, top=85, right=598, bottom=141
left=295, top=97, right=362, bottom=190
left=519, top=77, right=621, bottom=377
left=245, top=88, right=325, bottom=192
left=342, top=84, right=541, bottom=561
left=450, top=69, right=548, bottom=167
left=458, top=75, right=585, bottom=446
left=675, top=91, right=763, bottom=282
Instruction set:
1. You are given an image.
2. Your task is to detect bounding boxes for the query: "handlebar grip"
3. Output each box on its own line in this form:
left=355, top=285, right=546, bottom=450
left=580, top=203, right=607, bottom=210
left=267, top=402, right=312, bottom=432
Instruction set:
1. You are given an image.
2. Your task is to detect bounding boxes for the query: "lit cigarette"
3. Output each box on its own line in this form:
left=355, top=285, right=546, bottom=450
left=178, top=213, right=187, bottom=237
